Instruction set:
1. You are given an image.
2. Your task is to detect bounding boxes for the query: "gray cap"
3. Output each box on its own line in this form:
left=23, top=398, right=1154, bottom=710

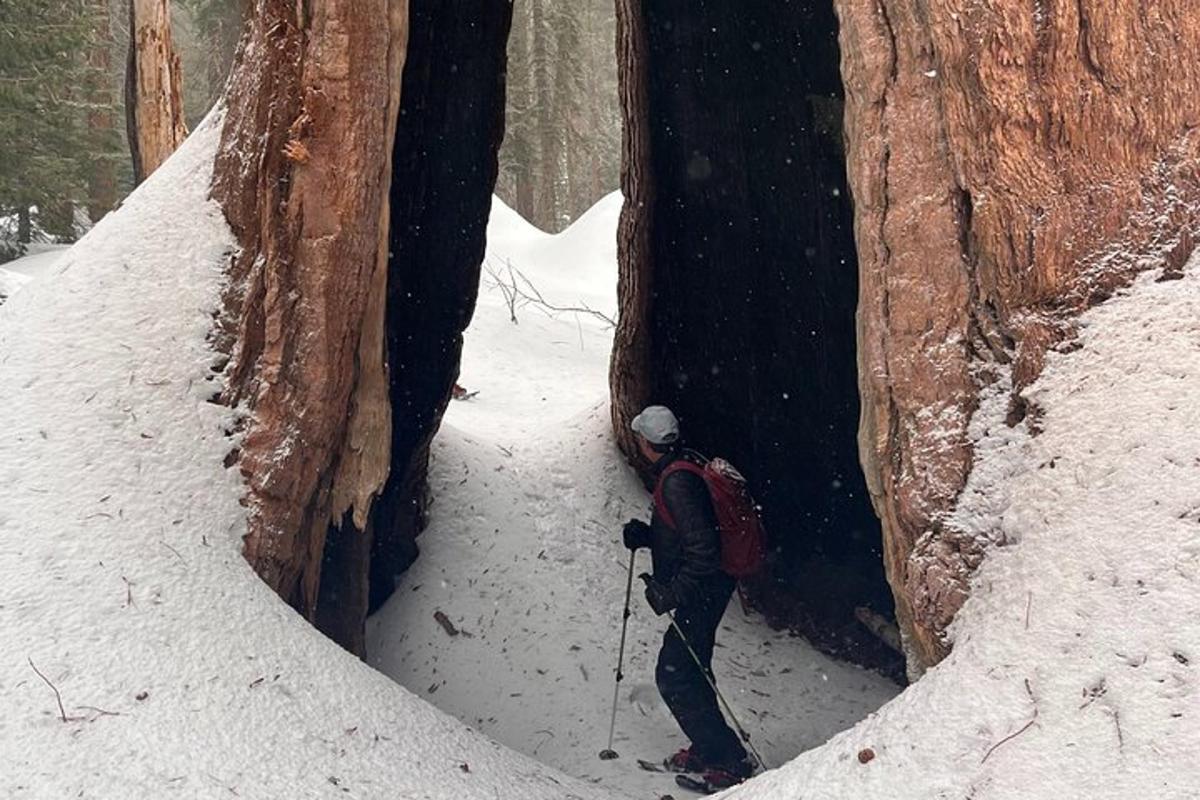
left=631, top=405, right=680, bottom=446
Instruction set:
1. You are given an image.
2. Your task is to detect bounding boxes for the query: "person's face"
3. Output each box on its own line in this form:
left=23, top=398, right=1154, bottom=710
left=636, top=435, right=660, bottom=463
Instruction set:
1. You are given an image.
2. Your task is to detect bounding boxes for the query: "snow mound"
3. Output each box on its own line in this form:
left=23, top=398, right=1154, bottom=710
left=2, top=243, right=71, bottom=279
left=455, top=193, right=621, bottom=440
left=0, top=268, right=30, bottom=304
left=0, top=116, right=616, bottom=800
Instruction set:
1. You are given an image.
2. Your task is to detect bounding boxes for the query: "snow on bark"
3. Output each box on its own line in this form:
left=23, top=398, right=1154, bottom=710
left=837, top=0, right=1200, bottom=672
left=126, top=0, right=188, bottom=184
left=211, top=0, right=407, bottom=643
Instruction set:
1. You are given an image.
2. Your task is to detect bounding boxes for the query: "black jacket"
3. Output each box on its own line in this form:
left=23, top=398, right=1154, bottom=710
left=649, top=449, right=728, bottom=607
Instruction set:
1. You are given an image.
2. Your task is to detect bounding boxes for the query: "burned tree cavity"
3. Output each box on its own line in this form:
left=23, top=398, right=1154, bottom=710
left=613, top=1, right=894, bottom=665
left=367, top=0, right=514, bottom=615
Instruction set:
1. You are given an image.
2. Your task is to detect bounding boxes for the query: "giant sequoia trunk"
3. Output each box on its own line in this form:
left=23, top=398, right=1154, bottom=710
left=126, top=0, right=188, bottom=184
left=838, top=0, right=1200, bottom=670
left=612, top=0, right=1200, bottom=674
left=211, top=0, right=510, bottom=654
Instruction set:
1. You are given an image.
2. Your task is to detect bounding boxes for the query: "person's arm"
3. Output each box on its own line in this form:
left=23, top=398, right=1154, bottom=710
left=660, top=470, right=722, bottom=606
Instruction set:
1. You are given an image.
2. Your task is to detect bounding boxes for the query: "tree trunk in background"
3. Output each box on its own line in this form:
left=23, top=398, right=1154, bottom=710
left=212, top=0, right=407, bottom=653
left=16, top=208, right=31, bottom=245
left=86, top=0, right=118, bottom=222
left=837, top=0, right=1200, bottom=672
left=126, top=0, right=188, bottom=184
left=608, top=0, right=654, bottom=461
left=211, top=0, right=510, bottom=653
left=497, top=0, right=619, bottom=232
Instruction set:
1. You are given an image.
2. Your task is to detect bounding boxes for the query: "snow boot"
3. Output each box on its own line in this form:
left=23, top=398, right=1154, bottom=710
left=664, top=746, right=707, bottom=773
left=701, top=756, right=755, bottom=790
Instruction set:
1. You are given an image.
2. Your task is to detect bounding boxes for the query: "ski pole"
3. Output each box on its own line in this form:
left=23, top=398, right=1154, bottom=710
left=599, top=550, right=637, bottom=761
left=667, top=610, right=768, bottom=771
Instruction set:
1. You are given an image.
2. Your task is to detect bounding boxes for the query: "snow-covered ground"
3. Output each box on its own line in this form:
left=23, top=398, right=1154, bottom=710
left=2, top=113, right=1198, bottom=799
left=366, top=195, right=901, bottom=798
left=0, top=245, right=68, bottom=305
left=0, top=118, right=618, bottom=800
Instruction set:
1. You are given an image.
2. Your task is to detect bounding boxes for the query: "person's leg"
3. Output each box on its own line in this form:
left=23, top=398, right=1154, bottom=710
left=654, top=581, right=746, bottom=767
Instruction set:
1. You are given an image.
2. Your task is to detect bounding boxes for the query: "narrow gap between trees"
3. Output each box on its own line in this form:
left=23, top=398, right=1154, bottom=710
left=632, top=2, right=901, bottom=676
left=330, top=1, right=907, bottom=793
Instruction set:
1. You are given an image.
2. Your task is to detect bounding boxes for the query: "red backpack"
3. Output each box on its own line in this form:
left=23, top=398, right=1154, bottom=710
left=653, top=455, right=767, bottom=579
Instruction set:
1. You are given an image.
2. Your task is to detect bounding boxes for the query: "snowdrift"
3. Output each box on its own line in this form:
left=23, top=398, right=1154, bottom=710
left=1, top=118, right=1197, bottom=798
left=0, top=118, right=614, bottom=800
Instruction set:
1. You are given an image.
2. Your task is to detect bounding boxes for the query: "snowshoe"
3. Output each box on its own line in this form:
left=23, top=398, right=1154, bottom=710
left=640, top=747, right=706, bottom=774
left=674, top=774, right=717, bottom=795
left=678, top=755, right=756, bottom=793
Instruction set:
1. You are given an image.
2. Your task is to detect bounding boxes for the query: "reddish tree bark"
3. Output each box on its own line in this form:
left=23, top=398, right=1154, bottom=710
left=607, top=0, right=655, bottom=463
left=211, top=0, right=511, bottom=653
left=126, top=0, right=188, bottom=184
left=611, top=1, right=1200, bottom=675
left=212, top=0, right=407, bottom=648
left=839, top=0, right=1200, bottom=670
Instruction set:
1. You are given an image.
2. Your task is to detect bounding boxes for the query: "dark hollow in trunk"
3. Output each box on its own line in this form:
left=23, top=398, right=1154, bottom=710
left=363, top=0, right=513, bottom=615
left=622, top=2, right=895, bottom=663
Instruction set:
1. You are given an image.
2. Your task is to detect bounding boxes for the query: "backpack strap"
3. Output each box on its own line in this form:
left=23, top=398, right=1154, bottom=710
left=653, top=459, right=708, bottom=531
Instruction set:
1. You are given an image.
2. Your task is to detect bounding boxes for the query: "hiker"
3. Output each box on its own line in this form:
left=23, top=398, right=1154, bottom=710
left=622, top=405, right=754, bottom=789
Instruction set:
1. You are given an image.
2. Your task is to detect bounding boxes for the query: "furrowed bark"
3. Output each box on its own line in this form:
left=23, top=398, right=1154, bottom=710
left=212, top=0, right=408, bottom=651
left=211, top=0, right=511, bottom=650
left=126, top=0, right=188, bottom=184
left=608, top=0, right=655, bottom=462
left=838, top=0, right=1200, bottom=671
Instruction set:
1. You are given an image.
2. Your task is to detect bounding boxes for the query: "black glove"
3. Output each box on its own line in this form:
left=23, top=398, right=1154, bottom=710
left=639, top=573, right=678, bottom=616
left=622, top=519, right=652, bottom=551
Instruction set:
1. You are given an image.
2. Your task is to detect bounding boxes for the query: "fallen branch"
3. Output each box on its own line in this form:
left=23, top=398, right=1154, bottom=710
left=982, top=678, right=1039, bottom=763
left=161, top=541, right=187, bottom=564
left=28, top=658, right=76, bottom=723
left=511, top=267, right=616, bottom=328
left=77, top=704, right=122, bottom=719
left=483, top=259, right=616, bottom=328
left=1107, top=707, right=1125, bottom=750
left=433, top=610, right=460, bottom=637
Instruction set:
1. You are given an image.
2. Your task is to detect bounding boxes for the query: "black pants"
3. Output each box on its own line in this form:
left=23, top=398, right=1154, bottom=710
left=655, top=577, right=746, bottom=767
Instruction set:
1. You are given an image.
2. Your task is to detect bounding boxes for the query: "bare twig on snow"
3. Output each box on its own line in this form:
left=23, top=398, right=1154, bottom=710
left=981, top=678, right=1039, bottom=763
left=28, top=658, right=76, bottom=723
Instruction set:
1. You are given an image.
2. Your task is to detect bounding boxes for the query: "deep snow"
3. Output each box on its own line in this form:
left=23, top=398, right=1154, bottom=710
left=366, top=194, right=901, bottom=799
left=1, top=114, right=1197, bottom=799
left=0, top=118, right=619, bottom=800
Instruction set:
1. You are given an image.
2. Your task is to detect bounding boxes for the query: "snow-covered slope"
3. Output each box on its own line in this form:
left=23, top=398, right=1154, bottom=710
left=2, top=243, right=70, bottom=279
left=452, top=194, right=621, bottom=440
left=0, top=118, right=616, bottom=800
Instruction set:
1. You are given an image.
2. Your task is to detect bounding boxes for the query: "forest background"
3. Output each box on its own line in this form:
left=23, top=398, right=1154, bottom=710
left=0, top=0, right=619, bottom=261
